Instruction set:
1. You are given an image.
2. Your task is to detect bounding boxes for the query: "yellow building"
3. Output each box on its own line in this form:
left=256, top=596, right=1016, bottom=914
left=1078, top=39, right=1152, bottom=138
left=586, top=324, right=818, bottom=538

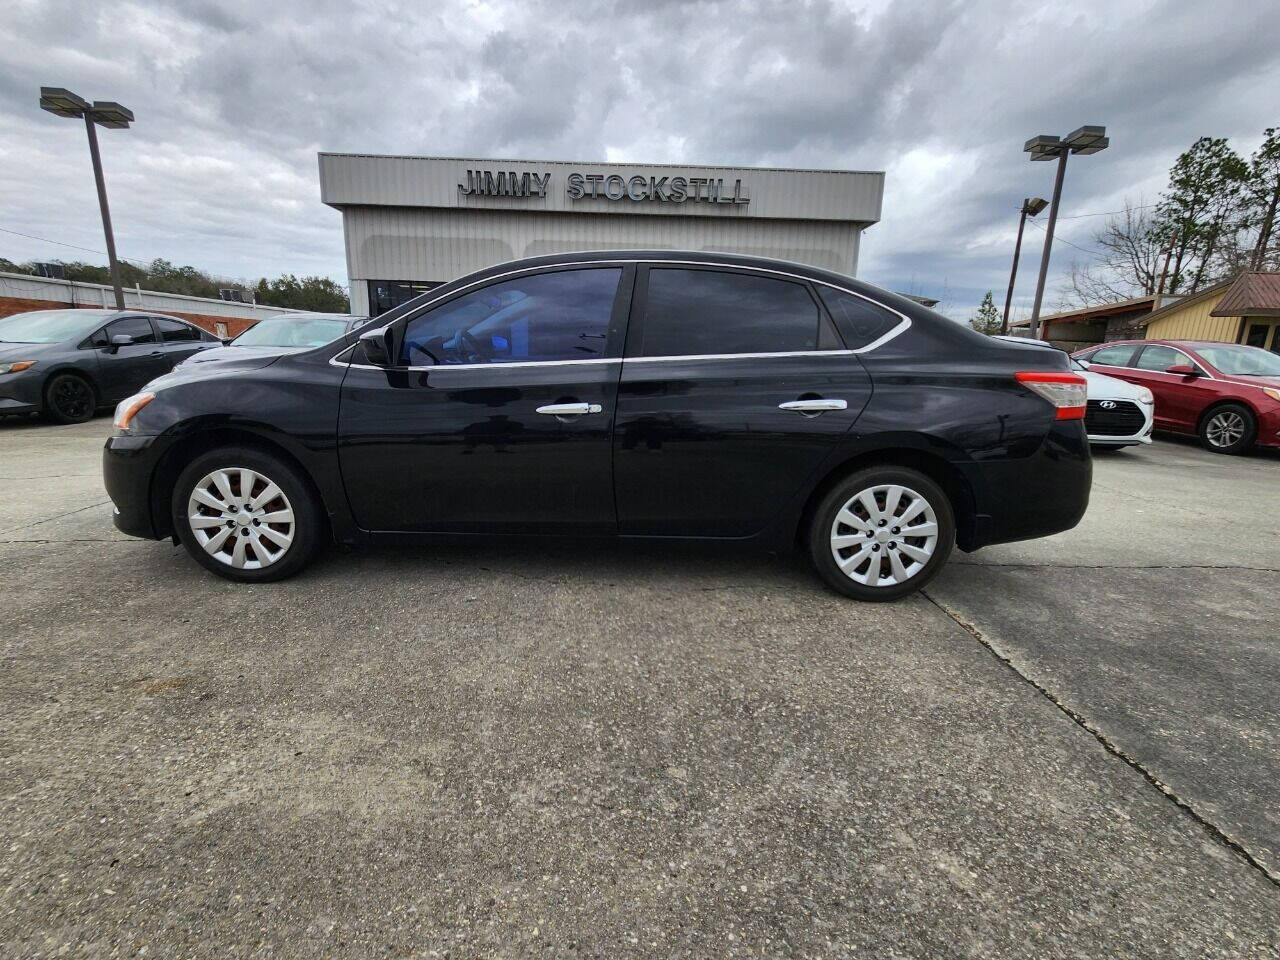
left=1141, top=272, right=1280, bottom=350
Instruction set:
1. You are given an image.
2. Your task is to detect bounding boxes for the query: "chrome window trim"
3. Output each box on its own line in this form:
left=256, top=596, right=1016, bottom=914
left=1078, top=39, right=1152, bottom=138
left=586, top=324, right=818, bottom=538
left=331, top=257, right=913, bottom=370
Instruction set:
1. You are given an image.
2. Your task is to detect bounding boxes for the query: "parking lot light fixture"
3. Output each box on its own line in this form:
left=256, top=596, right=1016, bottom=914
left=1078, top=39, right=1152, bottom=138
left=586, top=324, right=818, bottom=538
left=1000, top=196, right=1049, bottom=334
left=1024, top=125, right=1109, bottom=340
left=39, top=86, right=134, bottom=310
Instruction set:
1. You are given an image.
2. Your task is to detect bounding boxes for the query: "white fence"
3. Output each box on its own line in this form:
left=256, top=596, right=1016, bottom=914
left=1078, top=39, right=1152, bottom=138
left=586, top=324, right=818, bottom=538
left=0, top=271, right=303, bottom=319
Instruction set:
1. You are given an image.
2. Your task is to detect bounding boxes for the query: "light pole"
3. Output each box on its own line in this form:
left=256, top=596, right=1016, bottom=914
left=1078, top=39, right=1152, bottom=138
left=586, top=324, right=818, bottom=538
left=1000, top=196, right=1048, bottom=334
left=39, top=87, right=134, bottom=311
left=1023, top=125, right=1109, bottom=340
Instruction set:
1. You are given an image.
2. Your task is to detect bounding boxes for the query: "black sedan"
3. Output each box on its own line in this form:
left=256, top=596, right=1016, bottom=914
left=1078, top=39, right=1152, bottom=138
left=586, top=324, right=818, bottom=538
left=103, top=251, right=1092, bottom=600
left=0, top=308, right=220, bottom=423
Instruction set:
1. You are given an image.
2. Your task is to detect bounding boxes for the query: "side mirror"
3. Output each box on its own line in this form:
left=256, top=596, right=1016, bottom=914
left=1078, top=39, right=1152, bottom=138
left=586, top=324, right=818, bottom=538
left=358, top=326, right=398, bottom=367
left=1166, top=364, right=1197, bottom=377
left=108, top=333, right=134, bottom=351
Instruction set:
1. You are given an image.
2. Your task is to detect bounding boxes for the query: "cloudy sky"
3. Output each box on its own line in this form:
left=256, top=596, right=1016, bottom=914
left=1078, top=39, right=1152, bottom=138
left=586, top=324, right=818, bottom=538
left=1, top=0, right=1277, bottom=320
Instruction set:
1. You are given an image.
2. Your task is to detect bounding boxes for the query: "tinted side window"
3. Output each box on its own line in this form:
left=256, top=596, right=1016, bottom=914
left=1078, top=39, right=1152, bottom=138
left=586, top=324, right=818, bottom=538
left=401, top=268, right=620, bottom=365
left=155, top=317, right=202, bottom=342
left=1135, top=345, right=1192, bottom=371
left=104, top=317, right=156, bottom=345
left=817, top=287, right=900, bottom=349
left=640, top=269, right=826, bottom=357
left=1090, top=344, right=1137, bottom=366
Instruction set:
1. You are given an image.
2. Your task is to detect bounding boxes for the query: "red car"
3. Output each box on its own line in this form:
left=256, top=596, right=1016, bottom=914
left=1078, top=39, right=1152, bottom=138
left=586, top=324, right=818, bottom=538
left=1071, top=339, right=1280, bottom=455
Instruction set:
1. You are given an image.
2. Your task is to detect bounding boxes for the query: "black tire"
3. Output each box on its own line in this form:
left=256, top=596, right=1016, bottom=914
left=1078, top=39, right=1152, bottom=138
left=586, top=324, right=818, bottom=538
left=42, top=372, right=97, bottom=424
left=1198, top=403, right=1256, bottom=455
left=807, top=466, right=955, bottom=602
left=172, top=446, right=324, bottom=582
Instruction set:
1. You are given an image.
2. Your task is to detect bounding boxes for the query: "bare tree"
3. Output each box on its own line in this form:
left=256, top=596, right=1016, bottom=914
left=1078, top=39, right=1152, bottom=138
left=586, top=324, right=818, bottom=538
left=1054, top=200, right=1164, bottom=308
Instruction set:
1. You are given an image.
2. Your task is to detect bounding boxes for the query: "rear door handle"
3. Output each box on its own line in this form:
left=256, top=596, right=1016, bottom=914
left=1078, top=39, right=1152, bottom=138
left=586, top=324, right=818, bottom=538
left=535, top=402, right=603, bottom=416
left=778, top=398, right=848, bottom=414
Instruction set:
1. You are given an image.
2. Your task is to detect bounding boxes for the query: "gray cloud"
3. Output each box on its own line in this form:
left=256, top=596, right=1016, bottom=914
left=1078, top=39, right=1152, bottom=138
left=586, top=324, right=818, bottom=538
left=1, top=0, right=1277, bottom=317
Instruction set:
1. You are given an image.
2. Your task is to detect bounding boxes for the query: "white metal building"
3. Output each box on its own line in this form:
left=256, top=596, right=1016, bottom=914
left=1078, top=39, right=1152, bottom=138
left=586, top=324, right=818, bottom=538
left=317, top=154, right=885, bottom=316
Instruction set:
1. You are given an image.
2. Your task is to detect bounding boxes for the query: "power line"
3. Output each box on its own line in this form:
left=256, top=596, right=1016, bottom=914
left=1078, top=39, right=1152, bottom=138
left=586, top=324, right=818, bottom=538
left=1025, top=218, right=1103, bottom=259
left=0, top=225, right=150, bottom=266
left=1021, top=201, right=1159, bottom=221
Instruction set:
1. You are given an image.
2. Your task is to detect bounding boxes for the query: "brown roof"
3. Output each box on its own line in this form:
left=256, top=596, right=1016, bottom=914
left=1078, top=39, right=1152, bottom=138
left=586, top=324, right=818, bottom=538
left=1210, top=272, right=1280, bottom=317
left=1010, top=294, right=1156, bottom=328
left=1138, top=276, right=1236, bottom=327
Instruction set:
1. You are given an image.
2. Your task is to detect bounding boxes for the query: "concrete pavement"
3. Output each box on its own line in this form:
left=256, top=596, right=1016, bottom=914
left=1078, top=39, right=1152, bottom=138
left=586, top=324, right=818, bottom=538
left=1, top=416, right=1278, bottom=958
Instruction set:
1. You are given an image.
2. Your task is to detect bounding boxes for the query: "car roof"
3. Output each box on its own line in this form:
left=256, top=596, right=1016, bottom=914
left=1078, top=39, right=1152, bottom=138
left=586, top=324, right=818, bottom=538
left=459, top=249, right=918, bottom=308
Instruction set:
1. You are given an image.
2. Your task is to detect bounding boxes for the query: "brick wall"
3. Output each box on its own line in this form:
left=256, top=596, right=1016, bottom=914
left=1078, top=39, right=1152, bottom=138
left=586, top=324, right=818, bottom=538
left=0, top=297, right=257, bottom=339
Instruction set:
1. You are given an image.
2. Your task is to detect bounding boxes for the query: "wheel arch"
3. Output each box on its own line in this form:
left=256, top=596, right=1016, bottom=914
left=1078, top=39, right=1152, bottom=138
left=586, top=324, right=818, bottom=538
left=148, top=426, right=332, bottom=542
left=794, top=445, right=978, bottom=552
left=41, top=365, right=101, bottom=405
left=1195, top=396, right=1259, bottom=433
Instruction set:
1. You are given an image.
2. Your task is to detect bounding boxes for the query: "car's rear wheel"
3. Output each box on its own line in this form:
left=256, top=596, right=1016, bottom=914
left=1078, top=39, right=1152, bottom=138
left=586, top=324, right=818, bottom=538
left=172, top=447, right=323, bottom=582
left=43, top=373, right=97, bottom=424
left=1199, top=403, right=1255, bottom=455
left=807, top=466, right=955, bottom=601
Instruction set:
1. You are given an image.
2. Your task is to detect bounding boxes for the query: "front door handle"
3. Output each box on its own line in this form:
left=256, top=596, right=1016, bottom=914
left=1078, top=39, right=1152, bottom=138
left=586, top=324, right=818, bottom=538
left=535, top=402, right=603, bottom=417
left=778, top=398, right=848, bottom=414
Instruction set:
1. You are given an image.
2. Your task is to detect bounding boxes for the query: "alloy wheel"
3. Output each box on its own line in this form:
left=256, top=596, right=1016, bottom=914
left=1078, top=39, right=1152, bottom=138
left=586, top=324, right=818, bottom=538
left=1205, top=411, right=1246, bottom=448
left=829, top=483, right=939, bottom=587
left=50, top=376, right=93, bottom=421
left=187, top=467, right=295, bottom=569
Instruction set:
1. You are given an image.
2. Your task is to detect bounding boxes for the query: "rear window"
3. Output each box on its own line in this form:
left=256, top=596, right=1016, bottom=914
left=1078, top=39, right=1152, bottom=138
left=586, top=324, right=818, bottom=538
left=1089, top=344, right=1137, bottom=367
left=640, top=268, right=831, bottom=357
left=816, top=287, right=900, bottom=349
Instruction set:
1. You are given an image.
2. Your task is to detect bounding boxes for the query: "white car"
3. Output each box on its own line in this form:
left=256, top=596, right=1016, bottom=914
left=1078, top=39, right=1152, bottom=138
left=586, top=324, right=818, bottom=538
left=993, top=336, right=1153, bottom=448
left=1072, top=357, right=1154, bottom=448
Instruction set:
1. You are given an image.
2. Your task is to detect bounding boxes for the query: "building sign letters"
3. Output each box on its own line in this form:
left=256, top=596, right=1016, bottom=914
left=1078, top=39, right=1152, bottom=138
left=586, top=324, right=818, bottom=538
left=458, top=168, right=750, bottom=206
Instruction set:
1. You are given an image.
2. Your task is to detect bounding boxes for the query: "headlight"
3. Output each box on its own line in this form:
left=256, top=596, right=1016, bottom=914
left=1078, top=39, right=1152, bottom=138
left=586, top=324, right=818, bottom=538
left=113, top=391, right=155, bottom=430
left=0, top=360, right=35, bottom=375
left=1264, top=387, right=1280, bottom=403
left=1136, top=387, right=1154, bottom=405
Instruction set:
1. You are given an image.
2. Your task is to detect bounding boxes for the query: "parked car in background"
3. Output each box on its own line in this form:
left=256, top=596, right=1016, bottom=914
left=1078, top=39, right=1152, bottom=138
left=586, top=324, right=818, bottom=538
left=104, top=251, right=1092, bottom=600
left=179, top=313, right=367, bottom=367
left=996, top=336, right=1154, bottom=449
left=1072, top=339, right=1280, bottom=454
left=0, top=308, right=220, bottom=423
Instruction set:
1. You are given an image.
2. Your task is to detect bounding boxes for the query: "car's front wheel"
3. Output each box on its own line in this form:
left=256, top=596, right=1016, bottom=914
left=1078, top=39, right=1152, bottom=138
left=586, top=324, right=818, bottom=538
left=808, top=466, right=955, bottom=601
left=1199, top=403, right=1255, bottom=455
left=172, top=447, right=324, bottom=582
left=43, top=372, right=97, bottom=424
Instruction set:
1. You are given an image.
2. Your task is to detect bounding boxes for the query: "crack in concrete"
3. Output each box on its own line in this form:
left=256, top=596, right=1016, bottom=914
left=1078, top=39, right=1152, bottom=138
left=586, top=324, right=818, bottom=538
left=922, top=590, right=1280, bottom=891
left=2, top=499, right=112, bottom=538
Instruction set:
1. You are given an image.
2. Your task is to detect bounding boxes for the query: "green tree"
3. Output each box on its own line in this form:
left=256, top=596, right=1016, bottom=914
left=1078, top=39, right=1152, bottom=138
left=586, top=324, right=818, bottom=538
left=969, top=291, right=1001, bottom=335
left=1152, top=137, right=1250, bottom=293
left=1247, top=127, right=1280, bottom=271
left=253, top=274, right=349, bottom=312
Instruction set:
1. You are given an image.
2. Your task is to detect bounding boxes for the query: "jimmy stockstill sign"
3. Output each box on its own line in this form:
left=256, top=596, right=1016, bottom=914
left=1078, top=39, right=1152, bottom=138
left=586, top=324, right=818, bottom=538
left=458, top=168, right=750, bottom=206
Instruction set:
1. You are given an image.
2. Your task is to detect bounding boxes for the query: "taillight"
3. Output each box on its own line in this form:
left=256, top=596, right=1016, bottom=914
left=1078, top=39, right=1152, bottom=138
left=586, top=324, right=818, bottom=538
left=1014, top=371, right=1088, bottom=420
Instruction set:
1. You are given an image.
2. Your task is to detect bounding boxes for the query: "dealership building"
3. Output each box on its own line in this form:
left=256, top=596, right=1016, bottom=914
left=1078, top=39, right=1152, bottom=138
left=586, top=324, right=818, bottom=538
left=317, top=153, right=885, bottom=316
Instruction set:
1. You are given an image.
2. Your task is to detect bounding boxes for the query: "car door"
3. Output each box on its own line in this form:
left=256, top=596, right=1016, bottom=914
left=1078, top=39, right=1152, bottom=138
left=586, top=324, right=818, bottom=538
left=153, top=316, right=217, bottom=368
left=613, top=265, right=873, bottom=538
left=1131, top=344, right=1217, bottom=431
left=337, top=265, right=631, bottom=534
left=90, top=316, right=169, bottom=400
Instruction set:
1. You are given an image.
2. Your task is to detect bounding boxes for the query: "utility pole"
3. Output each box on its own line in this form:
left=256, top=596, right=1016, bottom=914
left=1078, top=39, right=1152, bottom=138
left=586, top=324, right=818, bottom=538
left=1001, top=197, right=1047, bottom=334
left=82, top=112, right=125, bottom=309
left=1023, top=126, right=1110, bottom=341
left=39, top=88, right=134, bottom=311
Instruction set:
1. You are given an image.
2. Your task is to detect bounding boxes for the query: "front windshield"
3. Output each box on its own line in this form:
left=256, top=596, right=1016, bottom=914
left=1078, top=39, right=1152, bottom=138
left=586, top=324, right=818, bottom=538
left=1070, top=358, right=1087, bottom=372
left=1196, top=344, right=1280, bottom=377
left=232, top=316, right=350, bottom=348
left=0, top=309, right=103, bottom=344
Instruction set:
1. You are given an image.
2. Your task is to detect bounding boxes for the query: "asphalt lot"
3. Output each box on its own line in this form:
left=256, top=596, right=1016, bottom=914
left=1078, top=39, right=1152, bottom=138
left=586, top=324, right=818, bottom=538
left=2, top=417, right=1277, bottom=958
